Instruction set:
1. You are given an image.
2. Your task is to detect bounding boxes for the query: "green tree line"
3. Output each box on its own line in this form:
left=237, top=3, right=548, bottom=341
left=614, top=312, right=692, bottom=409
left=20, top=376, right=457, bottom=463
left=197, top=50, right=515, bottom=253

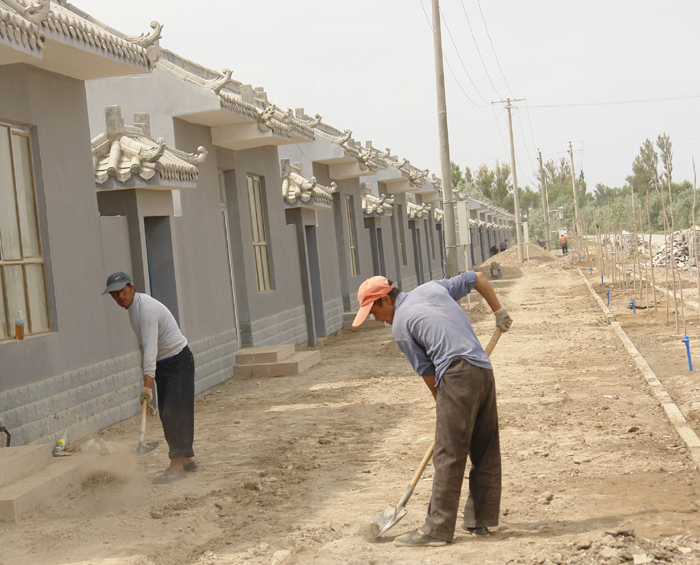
left=451, top=133, right=697, bottom=242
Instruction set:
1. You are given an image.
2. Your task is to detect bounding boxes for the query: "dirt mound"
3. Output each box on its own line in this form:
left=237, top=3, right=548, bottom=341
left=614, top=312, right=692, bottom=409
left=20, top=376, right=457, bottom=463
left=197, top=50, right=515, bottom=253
left=481, top=242, right=555, bottom=268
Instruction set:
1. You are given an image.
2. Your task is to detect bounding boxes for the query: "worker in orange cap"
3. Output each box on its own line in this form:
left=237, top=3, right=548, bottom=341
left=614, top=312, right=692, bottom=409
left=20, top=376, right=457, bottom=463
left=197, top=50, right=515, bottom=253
left=353, top=272, right=511, bottom=546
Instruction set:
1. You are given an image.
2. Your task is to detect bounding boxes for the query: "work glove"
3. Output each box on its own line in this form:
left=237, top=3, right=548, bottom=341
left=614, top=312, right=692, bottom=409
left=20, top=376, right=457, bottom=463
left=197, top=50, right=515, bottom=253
left=140, top=386, right=153, bottom=404
left=494, top=308, right=512, bottom=332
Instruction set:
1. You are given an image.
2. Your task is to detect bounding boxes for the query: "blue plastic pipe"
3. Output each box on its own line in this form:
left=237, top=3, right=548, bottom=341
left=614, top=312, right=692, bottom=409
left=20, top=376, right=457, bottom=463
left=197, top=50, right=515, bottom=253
left=601, top=275, right=604, bottom=284
left=683, top=336, right=693, bottom=372
left=631, top=299, right=636, bottom=314
left=606, top=290, right=610, bottom=305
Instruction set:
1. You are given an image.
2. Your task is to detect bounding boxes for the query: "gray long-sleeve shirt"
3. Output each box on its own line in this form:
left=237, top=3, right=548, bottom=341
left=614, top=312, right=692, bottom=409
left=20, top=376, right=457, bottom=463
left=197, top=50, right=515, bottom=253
left=392, top=271, right=492, bottom=386
left=127, top=293, right=187, bottom=378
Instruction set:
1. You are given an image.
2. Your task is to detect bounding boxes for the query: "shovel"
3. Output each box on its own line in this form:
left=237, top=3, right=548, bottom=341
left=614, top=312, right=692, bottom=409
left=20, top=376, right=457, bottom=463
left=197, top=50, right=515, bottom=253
left=134, top=398, right=159, bottom=457
left=370, top=327, right=503, bottom=538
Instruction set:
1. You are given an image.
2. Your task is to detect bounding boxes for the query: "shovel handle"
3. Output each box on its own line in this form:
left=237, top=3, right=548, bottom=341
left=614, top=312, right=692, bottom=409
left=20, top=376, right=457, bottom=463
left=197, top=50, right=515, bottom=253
left=410, top=441, right=435, bottom=490
left=140, top=397, right=148, bottom=436
left=411, top=328, right=503, bottom=490
left=484, top=327, right=503, bottom=358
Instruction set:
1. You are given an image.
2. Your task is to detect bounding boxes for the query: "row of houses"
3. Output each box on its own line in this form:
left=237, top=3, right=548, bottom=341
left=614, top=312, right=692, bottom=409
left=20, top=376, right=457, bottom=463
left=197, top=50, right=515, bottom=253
left=0, top=0, right=514, bottom=447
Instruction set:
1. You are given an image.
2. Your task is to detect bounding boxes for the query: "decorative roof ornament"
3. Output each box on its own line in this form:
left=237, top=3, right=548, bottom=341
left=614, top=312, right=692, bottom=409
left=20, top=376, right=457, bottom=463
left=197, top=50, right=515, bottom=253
left=361, top=183, right=394, bottom=216
left=11, top=0, right=51, bottom=25
left=434, top=207, right=444, bottom=223
left=281, top=159, right=337, bottom=207
left=304, top=114, right=323, bottom=128
left=406, top=201, right=431, bottom=219
left=396, top=159, right=430, bottom=187
left=330, top=129, right=352, bottom=145
left=125, top=20, right=162, bottom=48
left=0, top=3, right=45, bottom=53
left=91, top=106, right=207, bottom=187
left=204, top=68, right=234, bottom=95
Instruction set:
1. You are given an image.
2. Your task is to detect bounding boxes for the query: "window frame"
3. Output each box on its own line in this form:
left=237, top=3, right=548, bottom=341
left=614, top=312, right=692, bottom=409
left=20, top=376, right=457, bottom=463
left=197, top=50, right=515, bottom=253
left=246, top=173, right=273, bottom=292
left=0, top=122, right=50, bottom=340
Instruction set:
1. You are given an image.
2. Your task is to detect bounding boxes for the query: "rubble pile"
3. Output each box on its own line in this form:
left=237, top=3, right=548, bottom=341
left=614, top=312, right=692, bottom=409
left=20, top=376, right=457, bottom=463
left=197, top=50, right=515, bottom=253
left=621, top=231, right=649, bottom=254
left=652, top=231, right=698, bottom=268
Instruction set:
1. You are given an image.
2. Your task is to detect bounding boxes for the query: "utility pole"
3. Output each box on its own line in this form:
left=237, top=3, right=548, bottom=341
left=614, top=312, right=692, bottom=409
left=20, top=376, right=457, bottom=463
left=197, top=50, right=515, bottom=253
left=538, top=150, right=550, bottom=250
left=493, top=97, right=525, bottom=264
left=569, top=142, right=582, bottom=253
left=431, top=0, right=458, bottom=277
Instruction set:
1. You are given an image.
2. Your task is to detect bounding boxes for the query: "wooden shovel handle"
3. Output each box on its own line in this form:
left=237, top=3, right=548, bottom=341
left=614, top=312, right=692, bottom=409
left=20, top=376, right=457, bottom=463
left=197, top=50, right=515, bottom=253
left=140, top=398, right=148, bottom=435
left=411, top=327, right=503, bottom=490
left=410, top=441, right=435, bottom=490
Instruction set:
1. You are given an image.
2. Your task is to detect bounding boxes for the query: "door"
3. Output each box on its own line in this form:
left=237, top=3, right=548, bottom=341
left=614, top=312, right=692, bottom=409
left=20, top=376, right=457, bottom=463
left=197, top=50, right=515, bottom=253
left=143, top=216, right=179, bottom=323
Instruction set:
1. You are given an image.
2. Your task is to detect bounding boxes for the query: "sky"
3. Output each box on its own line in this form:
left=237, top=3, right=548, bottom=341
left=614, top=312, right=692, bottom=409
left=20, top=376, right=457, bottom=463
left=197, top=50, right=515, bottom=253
left=77, top=0, right=700, bottom=193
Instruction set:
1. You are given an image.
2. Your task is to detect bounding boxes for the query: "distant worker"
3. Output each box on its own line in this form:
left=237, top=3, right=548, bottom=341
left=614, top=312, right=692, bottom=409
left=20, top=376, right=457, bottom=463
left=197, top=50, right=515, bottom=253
left=499, top=239, right=508, bottom=252
left=103, top=272, right=197, bottom=483
left=490, top=244, right=499, bottom=257
left=353, top=273, right=512, bottom=547
left=560, top=234, right=568, bottom=255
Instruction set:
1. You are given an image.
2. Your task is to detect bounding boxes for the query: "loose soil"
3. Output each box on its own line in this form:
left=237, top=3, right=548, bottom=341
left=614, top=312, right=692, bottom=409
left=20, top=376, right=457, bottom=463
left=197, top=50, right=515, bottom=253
left=2, top=244, right=700, bottom=565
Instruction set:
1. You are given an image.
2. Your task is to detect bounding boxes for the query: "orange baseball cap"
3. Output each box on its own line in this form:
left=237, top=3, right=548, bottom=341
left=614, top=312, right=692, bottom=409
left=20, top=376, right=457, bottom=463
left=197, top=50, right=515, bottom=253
left=352, top=276, right=394, bottom=327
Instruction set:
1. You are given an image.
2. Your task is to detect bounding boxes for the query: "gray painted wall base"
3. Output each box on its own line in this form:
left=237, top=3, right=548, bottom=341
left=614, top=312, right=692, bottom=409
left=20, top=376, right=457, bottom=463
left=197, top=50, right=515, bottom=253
left=323, top=297, right=344, bottom=336
left=240, top=305, right=307, bottom=347
left=1, top=329, right=237, bottom=448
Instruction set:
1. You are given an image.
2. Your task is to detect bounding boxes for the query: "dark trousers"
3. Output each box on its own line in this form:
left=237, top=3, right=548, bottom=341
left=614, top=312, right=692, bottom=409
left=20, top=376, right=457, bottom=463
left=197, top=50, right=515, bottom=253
left=155, top=345, right=195, bottom=459
left=561, top=243, right=568, bottom=254
left=422, top=358, right=501, bottom=541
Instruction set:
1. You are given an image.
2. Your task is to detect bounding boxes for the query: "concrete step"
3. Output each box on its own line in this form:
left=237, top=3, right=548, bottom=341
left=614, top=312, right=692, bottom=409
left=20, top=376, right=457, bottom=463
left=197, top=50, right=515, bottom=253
left=0, top=445, right=52, bottom=486
left=234, top=349, right=321, bottom=378
left=235, top=344, right=295, bottom=365
left=0, top=454, right=95, bottom=521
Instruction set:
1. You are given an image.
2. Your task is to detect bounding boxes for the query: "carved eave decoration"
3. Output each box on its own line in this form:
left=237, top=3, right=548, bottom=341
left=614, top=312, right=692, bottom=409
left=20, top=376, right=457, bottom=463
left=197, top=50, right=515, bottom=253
left=281, top=159, right=337, bottom=211
left=0, top=1, right=44, bottom=56
left=92, top=106, right=206, bottom=190
left=1, top=0, right=152, bottom=76
left=434, top=207, right=444, bottom=223
left=362, top=184, right=394, bottom=217
left=150, top=53, right=314, bottom=148
left=407, top=201, right=431, bottom=220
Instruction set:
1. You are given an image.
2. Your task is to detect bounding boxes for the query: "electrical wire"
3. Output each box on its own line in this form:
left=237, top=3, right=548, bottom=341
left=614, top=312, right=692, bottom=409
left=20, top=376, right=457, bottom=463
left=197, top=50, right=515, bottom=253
left=439, top=7, right=490, bottom=105
left=418, top=0, right=486, bottom=108
left=476, top=0, right=514, bottom=97
left=458, top=106, right=505, bottom=163
left=528, top=93, right=700, bottom=108
left=458, top=0, right=502, bottom=100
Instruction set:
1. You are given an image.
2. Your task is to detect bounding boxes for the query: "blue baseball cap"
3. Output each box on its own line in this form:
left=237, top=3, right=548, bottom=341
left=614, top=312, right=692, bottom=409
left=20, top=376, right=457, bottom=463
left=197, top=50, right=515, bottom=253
left=102, top=272, right=132, bottom=295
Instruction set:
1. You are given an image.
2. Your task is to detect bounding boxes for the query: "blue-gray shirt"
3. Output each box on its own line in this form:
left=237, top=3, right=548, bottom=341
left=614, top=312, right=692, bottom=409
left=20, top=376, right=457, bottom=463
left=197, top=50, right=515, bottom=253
left=392, top=271, right=492, bottom=385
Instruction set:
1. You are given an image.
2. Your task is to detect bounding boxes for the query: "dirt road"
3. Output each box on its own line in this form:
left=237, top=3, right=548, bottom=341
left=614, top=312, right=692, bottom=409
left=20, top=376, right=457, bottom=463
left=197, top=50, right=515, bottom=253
left=2, top=246, right=700, bottom=565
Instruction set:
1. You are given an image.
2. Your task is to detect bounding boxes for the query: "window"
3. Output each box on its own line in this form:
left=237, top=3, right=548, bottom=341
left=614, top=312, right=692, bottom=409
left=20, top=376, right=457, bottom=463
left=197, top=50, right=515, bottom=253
left=345, top=195, right=359, bottom=277
left=246, top=174, right=271, bottom=291
left=0, top=124, right=49, bottom=340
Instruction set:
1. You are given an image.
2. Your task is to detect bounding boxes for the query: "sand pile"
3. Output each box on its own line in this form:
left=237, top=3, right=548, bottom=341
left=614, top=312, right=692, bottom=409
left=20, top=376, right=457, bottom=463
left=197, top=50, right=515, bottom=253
left=480, top=242, right=555, bottom=268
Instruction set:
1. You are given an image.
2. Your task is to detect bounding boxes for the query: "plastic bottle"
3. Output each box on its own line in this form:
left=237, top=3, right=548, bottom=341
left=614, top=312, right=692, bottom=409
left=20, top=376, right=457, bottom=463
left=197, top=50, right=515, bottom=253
left=53, top=431, right=67, bottom=453
left=14, top=311, right=24, bottom=340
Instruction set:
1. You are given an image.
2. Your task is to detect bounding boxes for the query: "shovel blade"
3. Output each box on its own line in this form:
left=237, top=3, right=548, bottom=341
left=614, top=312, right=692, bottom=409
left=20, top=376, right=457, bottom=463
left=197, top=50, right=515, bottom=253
left=371, top=504, right=408, bottom=538
left=134, top=441, right=159, bottom=457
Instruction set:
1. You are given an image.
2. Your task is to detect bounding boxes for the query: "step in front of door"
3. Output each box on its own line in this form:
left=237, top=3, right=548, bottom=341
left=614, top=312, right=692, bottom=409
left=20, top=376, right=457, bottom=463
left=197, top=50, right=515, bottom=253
left=234, top=350, right=321, bottom=378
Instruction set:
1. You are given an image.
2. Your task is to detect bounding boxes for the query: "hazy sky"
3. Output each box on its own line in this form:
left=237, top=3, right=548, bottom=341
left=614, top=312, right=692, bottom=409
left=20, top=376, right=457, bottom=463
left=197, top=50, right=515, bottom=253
left=78, top=0, right=700, bottom=193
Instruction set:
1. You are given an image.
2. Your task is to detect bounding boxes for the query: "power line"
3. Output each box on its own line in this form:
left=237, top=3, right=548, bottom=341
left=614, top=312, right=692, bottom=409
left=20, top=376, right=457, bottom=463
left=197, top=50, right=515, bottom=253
left=528, top=93, right=700, bottom=108
left=458, top=0, right=502, bottom=100
left=458, top=106, right=505, bottom=164
left=418, top=0, right=485, bottom=108
left=438, top=7, right=489, bottom=105
left=476, top=0, right=513, bottom=97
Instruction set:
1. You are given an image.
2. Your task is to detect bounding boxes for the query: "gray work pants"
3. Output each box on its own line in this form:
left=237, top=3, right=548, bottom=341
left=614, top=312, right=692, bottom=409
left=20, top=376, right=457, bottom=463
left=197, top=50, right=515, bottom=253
left=421, top=358, right=501, bottom=541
